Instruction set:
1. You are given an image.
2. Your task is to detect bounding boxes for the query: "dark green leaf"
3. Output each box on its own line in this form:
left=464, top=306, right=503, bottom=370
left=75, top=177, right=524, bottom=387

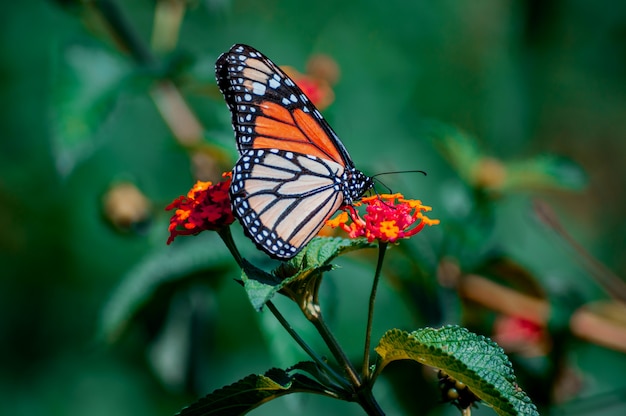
left=240, top=259, right=283, bottom=311
left=242, top=237, right=374, bottom=310
left=176, top=367, right=332, bottom=416
left=375, top=326, right=539, bottom=416
left=288, top=361, right=347, bottom=391
left=50, top=42, right=132, bottom=175
left=99, top=234, right=233, bottom=342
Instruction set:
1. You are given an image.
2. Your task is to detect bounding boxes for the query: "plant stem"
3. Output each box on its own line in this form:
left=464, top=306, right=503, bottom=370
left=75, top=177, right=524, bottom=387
left=362, top=242, right=387, bottom=379
left=309, top=309, right=362, bottom=388
left=217, top=227, right=244, bottom=268
left=265, top=301, right=351, bottom=391
left=94, top=0, right=156, bottom=66
left=534, top=199, right=626, bottom=302
left=357, top=386, right=386, bottom=415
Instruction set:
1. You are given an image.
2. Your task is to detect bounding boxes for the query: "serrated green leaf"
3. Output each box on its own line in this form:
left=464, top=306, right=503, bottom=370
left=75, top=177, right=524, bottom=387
left=241, top=259, right=283, bottom=311
left=504, top=154, right=587, bottom=191
left=288, top=361, right=346, bottom=391
left=176, top=367, right=331, bottom=416
left=50, top=42, right=132, bottom=176
left=292, top=236, right=374, bottom=268
left=99, top=234, right=234, bottom=342
left=242, top=237, right=374, bottom=310
left=375, top=326, right=539, bottom=416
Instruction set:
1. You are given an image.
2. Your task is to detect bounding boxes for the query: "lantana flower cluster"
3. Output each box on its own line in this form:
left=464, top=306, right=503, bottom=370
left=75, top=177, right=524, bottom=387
left=166, top=173, right=234, bottom=244
left=326, top=194, right=439, bottom=243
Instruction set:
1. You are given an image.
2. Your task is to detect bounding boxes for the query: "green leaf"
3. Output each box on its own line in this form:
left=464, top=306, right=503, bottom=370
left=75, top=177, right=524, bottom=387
left=426, top=123, right=483, bottom=184
left=375, top=326, right=539, bottom=416
left=176, top=367, right=332, bottom=416
left=241, top=237, right=374, bottom=310
left=50, top=42, right=132, bottom=176
left=99, top=234, right=234, bottom=342
left=504, top=154, right=587, bottom=191
left=240, top=259, right=283, bottom=311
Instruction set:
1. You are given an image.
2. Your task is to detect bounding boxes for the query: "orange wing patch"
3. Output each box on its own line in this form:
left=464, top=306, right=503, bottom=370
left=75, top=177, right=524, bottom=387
left=259, top=101, right=293, bottom=124
left=254, top=137, right=325, bottom=159
left=292, top=109, right=343, bottom=163
left=253, top=102, right=344, bottom=164
left=255, top=117, right=308, bottom=142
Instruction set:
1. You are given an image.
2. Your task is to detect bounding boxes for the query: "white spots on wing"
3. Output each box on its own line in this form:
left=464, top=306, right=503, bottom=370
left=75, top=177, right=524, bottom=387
left=269, top=78, right=280, bottom=89
left=252, top=82, right=266, bottom=95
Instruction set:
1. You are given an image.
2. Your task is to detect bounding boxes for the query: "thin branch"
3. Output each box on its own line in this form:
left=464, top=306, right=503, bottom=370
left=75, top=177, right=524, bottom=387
left=309, top=310, right=362, bottom=388
left=94, top=0, right=156, bottom=65
left=534, top=199, right=626, bottom=302
left=362, top=242, right=387, bottom=379
left=459, top=273, right=626, bottom=353
left=265, top=301, right=352, bottom=391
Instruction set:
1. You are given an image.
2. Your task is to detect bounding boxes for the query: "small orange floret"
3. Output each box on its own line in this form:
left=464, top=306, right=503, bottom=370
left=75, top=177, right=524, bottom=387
left=166, top=175, right=234, bottom=244
left=325, top=194, right=439, bottom=243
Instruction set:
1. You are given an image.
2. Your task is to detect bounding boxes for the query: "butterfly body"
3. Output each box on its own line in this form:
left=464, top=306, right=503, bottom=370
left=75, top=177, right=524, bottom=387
left=216, top=44, right=372, bottom=259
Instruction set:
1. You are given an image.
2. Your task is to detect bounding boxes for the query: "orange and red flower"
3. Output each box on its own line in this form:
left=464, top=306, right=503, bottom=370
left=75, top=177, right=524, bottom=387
left=326, top=194, right=439, bottom=243
left=166, top=173, right=234, bottom=244
left=281, top=53, right=339, bottom=111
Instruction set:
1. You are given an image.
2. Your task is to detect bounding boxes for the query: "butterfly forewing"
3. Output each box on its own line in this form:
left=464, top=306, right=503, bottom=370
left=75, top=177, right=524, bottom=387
left=216, top=44, right=372, bottom=259
left=216, top=44, right=352, bottom=164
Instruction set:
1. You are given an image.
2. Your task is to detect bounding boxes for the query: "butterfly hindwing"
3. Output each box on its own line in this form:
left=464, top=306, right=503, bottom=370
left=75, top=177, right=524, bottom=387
left=230, top=149, right=345, bottom=258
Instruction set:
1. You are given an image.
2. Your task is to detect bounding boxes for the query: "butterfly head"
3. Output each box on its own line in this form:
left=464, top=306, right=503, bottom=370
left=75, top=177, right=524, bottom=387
left=342, top=167, right=374, bottom=205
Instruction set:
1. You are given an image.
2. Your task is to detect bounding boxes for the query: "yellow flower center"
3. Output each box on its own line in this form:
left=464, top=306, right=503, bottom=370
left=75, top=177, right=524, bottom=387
left=379, top=220, right=400, bottom=239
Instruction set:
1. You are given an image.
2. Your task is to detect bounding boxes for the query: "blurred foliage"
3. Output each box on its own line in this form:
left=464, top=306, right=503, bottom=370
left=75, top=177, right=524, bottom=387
left=2, top=0, right=626, bottom=415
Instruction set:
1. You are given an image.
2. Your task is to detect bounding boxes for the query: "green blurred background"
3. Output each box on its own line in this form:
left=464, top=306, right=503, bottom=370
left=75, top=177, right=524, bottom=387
left=2, top=1, right=626, bottom=415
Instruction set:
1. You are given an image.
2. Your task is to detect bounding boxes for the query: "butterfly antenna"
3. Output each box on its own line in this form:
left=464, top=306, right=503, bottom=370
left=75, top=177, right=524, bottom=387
left=371, top=169, right=427, bottom=179
left=370, top=170, right=428, bottom=208
left=371, top=169, right=427, bottom=195
left=371, top=177, right=393, bottom=194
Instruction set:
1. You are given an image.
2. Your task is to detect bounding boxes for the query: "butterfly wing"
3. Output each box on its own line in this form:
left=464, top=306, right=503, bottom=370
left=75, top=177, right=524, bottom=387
left=216, top=44, right=369, bottom=259
left=230, top=149, right=346, bottom=258
left=216, top=44, right=353, bottom=165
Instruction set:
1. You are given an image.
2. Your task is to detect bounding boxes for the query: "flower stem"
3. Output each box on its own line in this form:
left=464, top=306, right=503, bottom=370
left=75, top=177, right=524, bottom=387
left=308, top=309, right=362, bottom=388
left=265, top=301, right=351, bottom=391
left=94, top=0, right=157, bottom=66
left=357, top=387, right=386, bottom=415
left=217, top=227, right=244, bottom=268
left=362, top=242, right=387, bottom=379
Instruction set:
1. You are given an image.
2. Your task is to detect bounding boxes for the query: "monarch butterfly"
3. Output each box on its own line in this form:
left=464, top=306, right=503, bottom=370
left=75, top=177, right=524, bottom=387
left=216, top=44, right=373, bottom=259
